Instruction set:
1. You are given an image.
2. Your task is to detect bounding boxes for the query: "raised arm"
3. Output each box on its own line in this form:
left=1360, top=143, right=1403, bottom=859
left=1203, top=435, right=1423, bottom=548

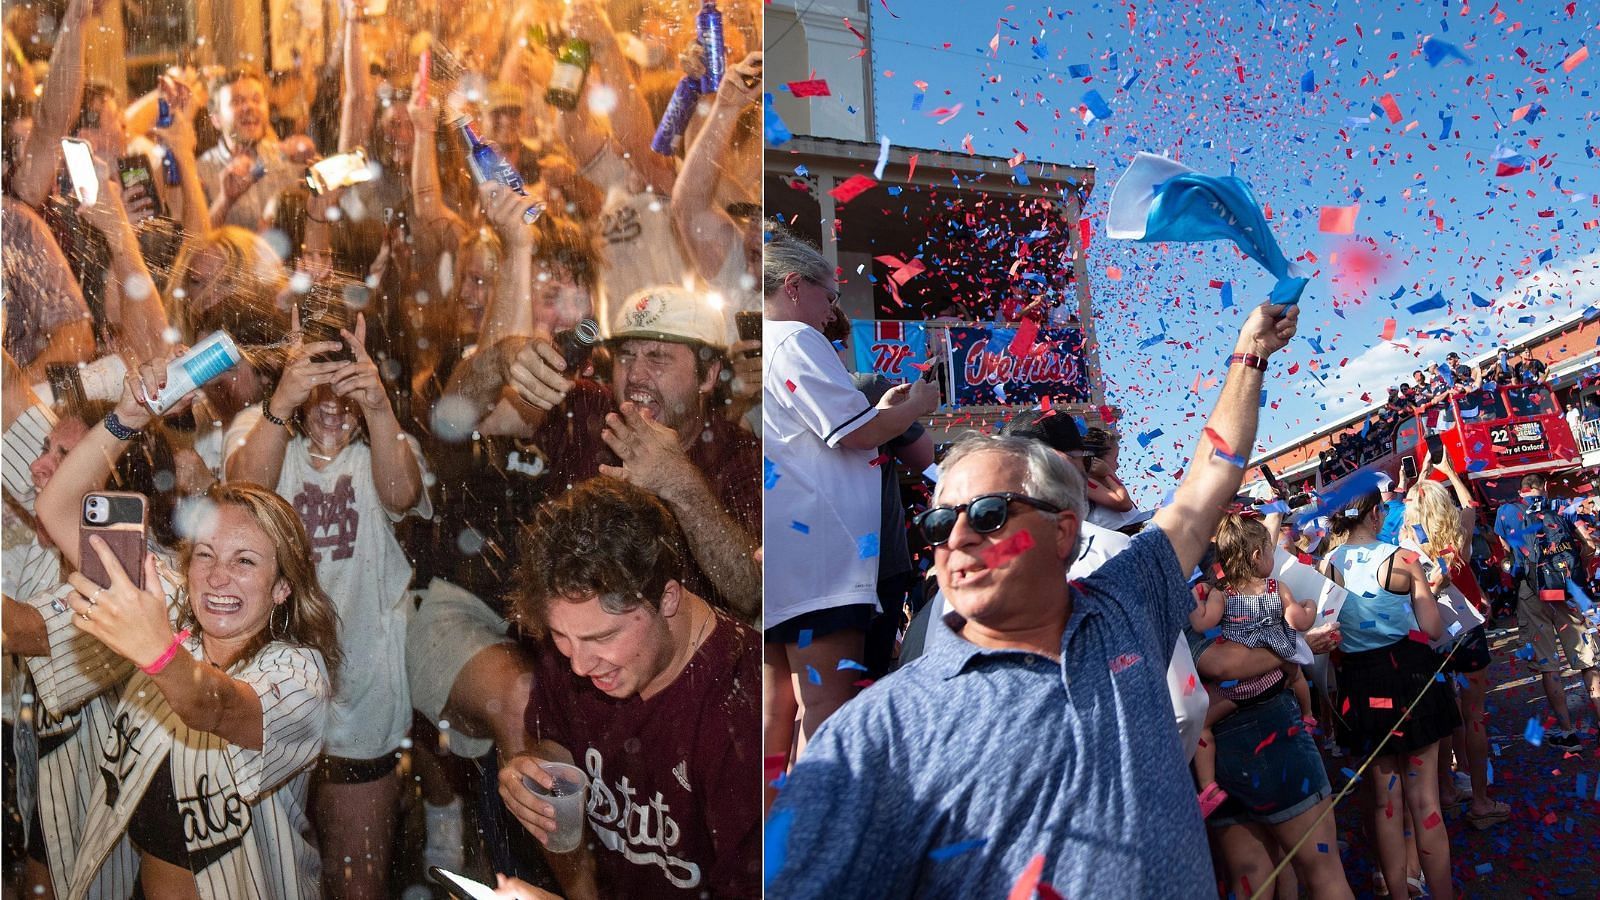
left=12, top=0, right=94, bottom=210
left=36, top=351, right=184, bottom=571
left=670, top=52, right=759, bottom=281
left=152, top=74, right=213, bottom=249
left=1153, top=302, right=1299, bottom=576
left=562, top=0, right=675, bottom=193
left=225, top=316, right=345, bottom=488
left=337, top=2, right=373, bottom=153
left=78, top=162, right=170, bottom=363
left=331, top=315, right=423, bottom=514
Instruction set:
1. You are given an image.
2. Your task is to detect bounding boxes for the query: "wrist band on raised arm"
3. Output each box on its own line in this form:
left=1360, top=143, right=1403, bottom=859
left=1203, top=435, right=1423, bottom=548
left=261, top=403, right=288, bottom=428
left=1228, top=352, right=1268, bottom=371
left=103, top=412, right=140, bottom=441
left=142, top=629, right=192, bottom=676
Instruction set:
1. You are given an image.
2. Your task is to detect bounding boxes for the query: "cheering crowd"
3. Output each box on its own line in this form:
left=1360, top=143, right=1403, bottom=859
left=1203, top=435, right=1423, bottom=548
left=763, top=230, right=1600, bottom=898
left=2, top=0, right=763, bottom=896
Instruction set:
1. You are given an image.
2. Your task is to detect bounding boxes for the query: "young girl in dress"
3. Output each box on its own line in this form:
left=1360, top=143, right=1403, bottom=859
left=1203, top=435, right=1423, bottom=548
left=1189, top=512, right=1318, bottom=815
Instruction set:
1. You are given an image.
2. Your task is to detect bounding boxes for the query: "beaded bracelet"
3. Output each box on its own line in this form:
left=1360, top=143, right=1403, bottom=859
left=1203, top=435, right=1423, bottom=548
left=261, top=402, right=288, bottom=428
left=142, top=629, right=192, bottom=676
left=1228, top=352, right=1269, bottom=371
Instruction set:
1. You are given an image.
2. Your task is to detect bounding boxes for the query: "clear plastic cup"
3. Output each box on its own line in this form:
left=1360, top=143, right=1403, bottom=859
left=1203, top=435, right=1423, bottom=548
left=524, top=762, right=586, bottom=853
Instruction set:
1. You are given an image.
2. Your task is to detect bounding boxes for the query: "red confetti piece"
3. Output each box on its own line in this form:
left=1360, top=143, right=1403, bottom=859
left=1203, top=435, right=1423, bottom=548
left=1008, top=318, right=1041, bottom=357
left=981, top=530, right=1036, bottom=569
left=828, top=174, right=879, bottom=204
left=787, top=79, right=832, bottom=98
left=1560, top=45, right=1588, bottom=72
left=1370, top=697, right=1394, bottom=709
left=1377, top=92, right=1403, bottom=123
left=1037, top=884, right=1065, bottom=900
left=868, top=453, right=891, bottom=467
left=1423, top=811, right=1442, bottom=829
left=1253, top=731, right=1278, bottom=754
left=1318, top=204, right=1360, bottom=234
left=1007, top=854, right=1047, bottom=900
left=1108, top=652, right=1142, bottom=674
left=785, top=379, right=798, bottom=392
left=1407, top=629, right=1432, bottom=645
left=1379, top=318, right=1397, bottom=341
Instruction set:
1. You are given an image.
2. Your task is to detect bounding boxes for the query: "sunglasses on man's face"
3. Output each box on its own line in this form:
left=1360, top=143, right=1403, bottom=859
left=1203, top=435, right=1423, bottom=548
left=914, top=492, right=1063, bottom=546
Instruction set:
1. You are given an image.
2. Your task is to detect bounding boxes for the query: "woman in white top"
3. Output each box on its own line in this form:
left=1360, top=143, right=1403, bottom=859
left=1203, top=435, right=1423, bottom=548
left=226, top=312, right=428, bottom=899
left=25, top=352, right=340, bottom=899
left=759, top=224, right=939, bottom=811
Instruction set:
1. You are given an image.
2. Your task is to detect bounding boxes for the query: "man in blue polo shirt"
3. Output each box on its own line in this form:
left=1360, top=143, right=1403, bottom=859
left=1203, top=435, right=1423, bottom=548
left=766, top=302, right=1299, bottom=898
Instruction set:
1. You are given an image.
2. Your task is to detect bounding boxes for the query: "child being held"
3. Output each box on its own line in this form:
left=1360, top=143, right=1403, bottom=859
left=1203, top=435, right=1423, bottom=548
left=1188, top=512, right=1318, bottom=818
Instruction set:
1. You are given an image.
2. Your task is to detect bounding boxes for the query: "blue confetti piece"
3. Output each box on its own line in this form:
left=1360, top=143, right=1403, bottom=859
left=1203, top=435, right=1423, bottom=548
left=1407, top=291, right=1447, bottom=314
left=1219, top=281, right=1234, bottom=309
left=910, top=92, right=924, bottom=111
left=764, top=808, right=794, bottom=889
left=1524, top=717, right=1544, bottom=746
left=1300, top=69, right=1316, bottom=93
left=806, top=665, right=821, bottom=685
left=836, top=659, right=870, bottom=672
left=763, top=457, right=780, bottom=490
left=1137, top=428, right=1164, bottom=448
left=857, top=534, right=880, bottom=559
left=1475, top=862, right=1493, bottom=876
left=1082, top=89, right=1113, bottom=120
left=1219, top=679, right=1239, bottom=689
left=763, top=94, right=793, bottom=147
left=1340, top=767, right=1359, bottom=783
left=1316, top=842, right=1329, bottom=853
left=1067, top=63, right=1091, bottom=78
left=798, top=629, right=813, bottom=649
left=928, top=838, right=988, bottom=861
left=1577, top=774, right=1588, bottom=800
left=1423, top=36, right=1471, bottom=66
left=791, top=521, right=810, bottom=534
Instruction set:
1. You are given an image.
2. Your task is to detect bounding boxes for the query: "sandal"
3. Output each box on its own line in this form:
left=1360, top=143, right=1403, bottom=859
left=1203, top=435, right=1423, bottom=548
left=1465, top=799, right=1512, bottom=830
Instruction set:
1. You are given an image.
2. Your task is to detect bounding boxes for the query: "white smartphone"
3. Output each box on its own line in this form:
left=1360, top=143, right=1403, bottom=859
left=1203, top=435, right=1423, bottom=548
left=61, top=138, right=99, bottom=206
left=306, top=148, right=376, bottom=194
left=429, top=866, right=499, bottom=900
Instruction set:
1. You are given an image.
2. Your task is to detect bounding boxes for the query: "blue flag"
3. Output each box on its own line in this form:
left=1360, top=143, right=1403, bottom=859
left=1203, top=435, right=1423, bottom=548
left=1107, top=153, right=1308, bottom=305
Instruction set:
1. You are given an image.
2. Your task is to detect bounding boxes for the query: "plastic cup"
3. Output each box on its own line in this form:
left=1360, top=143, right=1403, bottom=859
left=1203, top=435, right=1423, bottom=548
left=524, top=762, right=586, bottom=853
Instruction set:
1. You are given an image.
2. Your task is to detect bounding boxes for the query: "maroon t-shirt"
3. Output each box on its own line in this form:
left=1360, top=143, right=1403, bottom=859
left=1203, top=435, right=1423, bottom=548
left=524, top=610, right=762, bottom=898
left=535, top=381, right=761, bottom=606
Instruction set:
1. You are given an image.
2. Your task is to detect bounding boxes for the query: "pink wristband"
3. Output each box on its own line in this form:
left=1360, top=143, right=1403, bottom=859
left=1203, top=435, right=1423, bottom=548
left=142, top=629, right=192, bottom=676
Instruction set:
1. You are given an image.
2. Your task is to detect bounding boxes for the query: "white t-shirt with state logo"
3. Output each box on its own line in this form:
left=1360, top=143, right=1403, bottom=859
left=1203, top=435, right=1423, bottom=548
left=225, top=406, right=431, bottom=758
left=763, top=319, right=881, bottom=629
left=583, top=147, right=689, bottom=330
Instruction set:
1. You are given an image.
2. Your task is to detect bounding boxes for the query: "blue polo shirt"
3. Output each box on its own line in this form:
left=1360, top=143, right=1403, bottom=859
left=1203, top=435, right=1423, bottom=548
left=767, top=526, right=1213, bottom=899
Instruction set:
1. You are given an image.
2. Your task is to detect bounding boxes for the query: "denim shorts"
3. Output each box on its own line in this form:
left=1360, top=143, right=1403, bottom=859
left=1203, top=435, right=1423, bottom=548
left=1207, top=691, right=1332, bottom=828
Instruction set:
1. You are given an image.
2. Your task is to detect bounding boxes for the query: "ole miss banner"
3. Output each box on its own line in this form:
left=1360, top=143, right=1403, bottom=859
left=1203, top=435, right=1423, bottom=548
left=851, top=320, right=928, bottom=380
left=945, top=325, right=1091, bottom=407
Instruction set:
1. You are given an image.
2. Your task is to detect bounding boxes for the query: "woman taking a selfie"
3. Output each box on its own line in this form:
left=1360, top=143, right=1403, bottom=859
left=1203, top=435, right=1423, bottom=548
left=24, top=349, right=341, bottom=899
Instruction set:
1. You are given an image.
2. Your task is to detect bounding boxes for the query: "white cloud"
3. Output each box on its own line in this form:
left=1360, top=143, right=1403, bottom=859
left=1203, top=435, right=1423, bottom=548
left=1310, top=250, right=1600, bottom=408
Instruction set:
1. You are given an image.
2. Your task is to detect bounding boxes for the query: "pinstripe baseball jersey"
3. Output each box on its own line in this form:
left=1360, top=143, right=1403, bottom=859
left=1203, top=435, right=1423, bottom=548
left=25, top=580, right=331, bottom=899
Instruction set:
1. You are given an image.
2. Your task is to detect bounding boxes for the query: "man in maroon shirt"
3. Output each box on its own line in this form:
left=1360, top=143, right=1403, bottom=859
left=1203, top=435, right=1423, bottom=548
left=444, top=478, right=761, bottom=898
left=453, top=284, right=760, bottom=619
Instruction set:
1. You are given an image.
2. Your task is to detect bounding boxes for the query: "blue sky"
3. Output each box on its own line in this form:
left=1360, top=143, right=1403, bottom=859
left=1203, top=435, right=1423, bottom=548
left=853, top=0, right=1597, bottom=503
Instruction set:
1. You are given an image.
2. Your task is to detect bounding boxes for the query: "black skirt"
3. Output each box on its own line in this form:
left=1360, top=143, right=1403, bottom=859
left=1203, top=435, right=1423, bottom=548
left=1333, top=637, right=1461, bottom=757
